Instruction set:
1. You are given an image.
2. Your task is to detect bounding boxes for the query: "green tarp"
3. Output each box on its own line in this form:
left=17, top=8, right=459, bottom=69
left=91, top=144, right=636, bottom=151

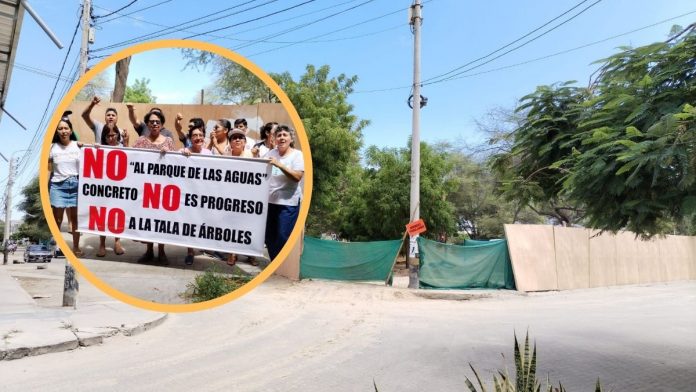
left=418, top=237, right=515, bottom=289
left=300, top=236, right=402, bottom=281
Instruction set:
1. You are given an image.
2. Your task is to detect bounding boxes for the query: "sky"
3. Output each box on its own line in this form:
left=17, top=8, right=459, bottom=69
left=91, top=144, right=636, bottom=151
left=1, top=0, right=695, bottom=219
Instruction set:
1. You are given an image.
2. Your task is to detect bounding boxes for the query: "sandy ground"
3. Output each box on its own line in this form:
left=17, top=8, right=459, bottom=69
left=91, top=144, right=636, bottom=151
left=1, top=277, right=694, bottom=392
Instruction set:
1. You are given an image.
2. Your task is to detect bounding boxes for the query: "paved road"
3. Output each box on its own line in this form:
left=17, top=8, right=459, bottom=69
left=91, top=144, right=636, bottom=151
left=2, top=279, right=694, bottom=392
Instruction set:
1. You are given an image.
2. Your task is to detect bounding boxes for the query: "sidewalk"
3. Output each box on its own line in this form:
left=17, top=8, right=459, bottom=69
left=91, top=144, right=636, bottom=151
left=0, top=256, right=167, bottom=360
left=0, top=236, right=266, bottom=361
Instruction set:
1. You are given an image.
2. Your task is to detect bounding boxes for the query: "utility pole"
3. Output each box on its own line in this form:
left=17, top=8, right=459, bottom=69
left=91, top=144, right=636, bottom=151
left=2, top=157, right=15, bottom=265
left=78, top=0, right=91, bottom=77
left=63, top=0, right=92, bottom=308
left=407, top=0, right=423, bottom=289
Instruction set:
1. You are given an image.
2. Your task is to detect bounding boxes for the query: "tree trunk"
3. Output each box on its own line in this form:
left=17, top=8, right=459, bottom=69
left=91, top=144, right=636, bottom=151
left=62, top=264, right=79, bottom=308
left=112, top=56, right=131, bottom=102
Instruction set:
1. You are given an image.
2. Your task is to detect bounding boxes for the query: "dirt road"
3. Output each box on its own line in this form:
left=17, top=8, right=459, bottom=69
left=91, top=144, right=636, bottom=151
left=2, top=278, right=694, bottom=391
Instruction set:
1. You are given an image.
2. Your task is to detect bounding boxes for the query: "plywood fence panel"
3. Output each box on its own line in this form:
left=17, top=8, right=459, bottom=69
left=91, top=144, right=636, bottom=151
left=690, top=236, right=696, bottom=280
left=504, top=224, right=557, bottom=291
left=660, top=235, right=690, bottom=281
left=609, top=231, right=640, bottom=285
left=553, top=226, right=590, bottom=290
left=636, top=237, right=661, bottom=284
left=589, top=230, right=617, bottom=288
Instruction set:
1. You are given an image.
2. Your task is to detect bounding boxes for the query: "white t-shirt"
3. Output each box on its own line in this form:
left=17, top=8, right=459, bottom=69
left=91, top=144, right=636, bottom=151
left=267, top=148, right=304, bottom=206
left=245, top=135, right=255, bottom=151
left=50, top=142, right=80, bottom=182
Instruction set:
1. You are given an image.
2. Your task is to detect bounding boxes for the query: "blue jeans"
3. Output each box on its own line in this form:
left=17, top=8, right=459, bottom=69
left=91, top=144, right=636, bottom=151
left=265, top=203, right=300, bottom=261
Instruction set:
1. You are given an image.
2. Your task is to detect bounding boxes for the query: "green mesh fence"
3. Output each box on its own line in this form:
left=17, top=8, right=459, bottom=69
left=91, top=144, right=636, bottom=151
left=418, top=237, right=515, bottom=289
left=300, top=237, right=403, bottom=281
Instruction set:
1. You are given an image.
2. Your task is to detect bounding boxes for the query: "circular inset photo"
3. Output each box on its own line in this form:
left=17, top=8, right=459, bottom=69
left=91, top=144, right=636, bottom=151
left=39, top=40, right=312, bottom=312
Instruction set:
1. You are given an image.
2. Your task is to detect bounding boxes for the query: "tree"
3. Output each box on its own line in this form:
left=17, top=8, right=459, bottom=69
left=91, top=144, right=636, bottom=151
left=490, top=83, right=589, bottom=226
left=76, top=70, right=112, bottom=101
left=274, top=65, right=368, bottom=235
left=124, top=78, right=156, bottom=103
left=563, top=24, right=696, bottom=236
left=497, top=24, right=696, bottom=237
left=340, top=141, right=457, bottom=241
left=445, top=145, right=542, bottom=240
left=15, top=177, right=51, bottom=242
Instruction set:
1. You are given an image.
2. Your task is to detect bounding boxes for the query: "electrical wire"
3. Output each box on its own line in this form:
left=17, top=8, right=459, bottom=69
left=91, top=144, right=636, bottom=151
left=423, top=0, right=604, bottom=86
left=91, top=0, right=273, bottom=53
left=98, top=0, right=172, bottom=23
left=93, top=0, right=140, bottom=19
left=231, top=0, right=375, bottom=51
left=245, top=1, right=421, bottom=57
left=182, top=0, right=316, bottom=40
left=353, top=8, right=696, bottom=93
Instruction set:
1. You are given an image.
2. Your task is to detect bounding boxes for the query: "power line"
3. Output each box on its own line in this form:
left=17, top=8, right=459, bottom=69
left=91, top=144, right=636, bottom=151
left=182, top=0, right=316, bottom=40
left=92, top=0, right=274, bottom=53
left=421, top=0, right=596, bottom=84
left=98, top=0, right=173, bottom=23
left=424, top=0, right=604, bottom=86
left=353, top=8, right=696, bottom=93
left=246, top=1, right=422, bottom=57
left=93, top=0, right=140, bottom=19
left=231, top=0, right=375, bottom=51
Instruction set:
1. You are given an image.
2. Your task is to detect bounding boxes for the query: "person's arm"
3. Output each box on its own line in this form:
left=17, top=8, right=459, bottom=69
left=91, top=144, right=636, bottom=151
left=121, top=129, right=130, bottom=147
left=125, top=104, right=141, bottom=130
left=269, top=155, right=303, bottom=182
left=174, top=113, right=186, bottom=141
left=81, top=96, right=99, bottom=130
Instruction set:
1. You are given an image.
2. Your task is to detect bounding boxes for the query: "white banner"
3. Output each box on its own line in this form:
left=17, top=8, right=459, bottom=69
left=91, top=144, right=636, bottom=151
left=77, top=146, right=271, bottom=257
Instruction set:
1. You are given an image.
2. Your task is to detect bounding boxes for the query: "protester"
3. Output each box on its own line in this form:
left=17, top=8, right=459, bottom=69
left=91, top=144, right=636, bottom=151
left=180, top=121, right=211, bottom=265
left=81, top=96, right=129, bottom=144
left=49, top=112, right=83, bottom=256
left=265, top=125, right=304, bottom=261
left=251, top=121, right=277, bottom=158
left=234, top=118, right=255, bottom=150
left=226, top=127, right=254, bottom=266
left=88, top=126, right=130, bottom=257
left=126, top=104, right=174, bottom=138
left=174, top=113, right=197, bottom=148
left=133, top=111, right=175, bottom=264
left=208, top=119, right=231, bottom=155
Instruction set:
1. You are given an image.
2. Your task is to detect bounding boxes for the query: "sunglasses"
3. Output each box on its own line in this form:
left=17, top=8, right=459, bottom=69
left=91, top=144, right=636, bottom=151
left=148, top=120, right=161, bottom=125
left=230, top=135, right=245, bottom=140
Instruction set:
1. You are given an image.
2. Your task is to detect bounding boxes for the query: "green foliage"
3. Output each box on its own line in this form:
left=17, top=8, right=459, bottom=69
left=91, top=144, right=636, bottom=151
left=490, top=82, right=588, bottom=226
left=124, top=77, right=156, bottom=103
left=445, top=143, right=543, bottom=239
left=340, top=141, right=457, bottom=241
left=16, top=177, right=51, bottom=242
left=274, top=65, right=368, bottom=235
left=186, top=265, right=250, bottom=303
left=465, top=332, right=604, bottom=392
left=496, top=25, right=696, bottom=237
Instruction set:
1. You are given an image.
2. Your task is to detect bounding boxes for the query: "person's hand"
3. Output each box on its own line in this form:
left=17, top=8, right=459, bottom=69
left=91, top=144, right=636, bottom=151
left=251, top=146, right=259, bottom=157
left=93, top=143, right=100, bottom=149
left=269, top=157, right=280, bottom=167
left=91, top=96, right=101, bottom=105
left=126, top=103, right=134, bottom=111
left=160, top=146, right=169, bottom=154
left=77, top=141, right=84, bottom=148
left=182, top=148, right=191, bottom=157
left=176, top=113, right=183, bottom=122
left=122, top=130, right=129, bottom=145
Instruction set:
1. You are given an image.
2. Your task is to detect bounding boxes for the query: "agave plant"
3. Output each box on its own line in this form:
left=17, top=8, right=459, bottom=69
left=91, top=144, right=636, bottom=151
left=465, top=332, right=605, bottom=392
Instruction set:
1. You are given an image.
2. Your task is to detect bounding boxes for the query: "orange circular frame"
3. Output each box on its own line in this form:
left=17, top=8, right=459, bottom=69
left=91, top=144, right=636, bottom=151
left=39, top=39, right=313, bottom=313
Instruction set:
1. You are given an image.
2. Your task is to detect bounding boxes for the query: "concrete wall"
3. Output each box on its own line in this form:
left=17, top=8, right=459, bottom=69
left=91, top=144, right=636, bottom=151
left=504, top=224, right=696, bottom=292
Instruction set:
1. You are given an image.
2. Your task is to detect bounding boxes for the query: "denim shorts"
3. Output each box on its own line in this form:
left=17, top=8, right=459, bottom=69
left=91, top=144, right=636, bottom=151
left=49, top=176, right=78, bottom=208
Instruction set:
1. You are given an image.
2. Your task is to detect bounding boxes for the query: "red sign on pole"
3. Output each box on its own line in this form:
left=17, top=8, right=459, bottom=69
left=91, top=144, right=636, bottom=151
left=405, top=219, right=427, bottom=236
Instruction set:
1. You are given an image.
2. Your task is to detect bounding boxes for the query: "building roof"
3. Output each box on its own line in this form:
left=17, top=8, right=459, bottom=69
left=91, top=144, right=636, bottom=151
left=0, top=0, right=24, bottom=116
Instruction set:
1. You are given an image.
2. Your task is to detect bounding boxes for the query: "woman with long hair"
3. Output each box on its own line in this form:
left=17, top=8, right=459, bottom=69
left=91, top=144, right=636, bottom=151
left=49, top=112, right=83, bottom=256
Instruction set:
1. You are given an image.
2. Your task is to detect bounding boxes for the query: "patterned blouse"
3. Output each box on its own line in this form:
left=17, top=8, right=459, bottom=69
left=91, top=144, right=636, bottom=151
left=133, top=136, right=175, bottom=151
